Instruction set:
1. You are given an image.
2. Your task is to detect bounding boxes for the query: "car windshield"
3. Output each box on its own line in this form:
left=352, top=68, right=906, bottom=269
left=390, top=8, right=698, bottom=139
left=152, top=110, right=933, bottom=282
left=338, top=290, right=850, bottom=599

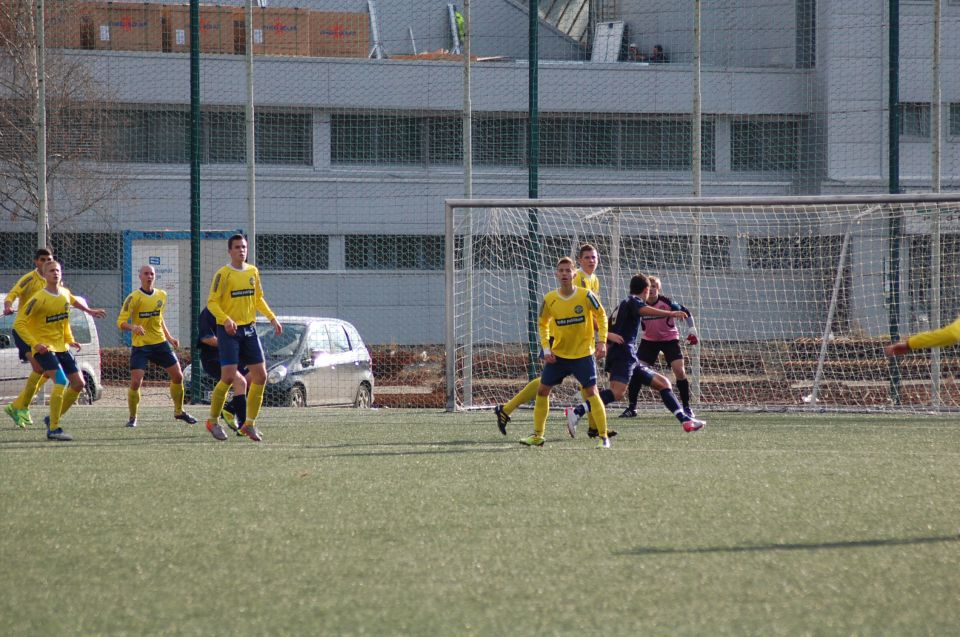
left=256, top=322, right=306, bottom=358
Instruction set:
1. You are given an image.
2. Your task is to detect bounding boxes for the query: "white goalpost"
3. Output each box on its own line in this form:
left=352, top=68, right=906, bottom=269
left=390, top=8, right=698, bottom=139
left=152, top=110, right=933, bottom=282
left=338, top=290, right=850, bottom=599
left=445, top=193, right=960, bottom=413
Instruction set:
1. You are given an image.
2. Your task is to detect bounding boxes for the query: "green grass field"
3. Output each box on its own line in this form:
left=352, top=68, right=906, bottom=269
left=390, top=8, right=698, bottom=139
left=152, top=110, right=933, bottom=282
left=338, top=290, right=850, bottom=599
left=2, top=406, right=959, bottom=636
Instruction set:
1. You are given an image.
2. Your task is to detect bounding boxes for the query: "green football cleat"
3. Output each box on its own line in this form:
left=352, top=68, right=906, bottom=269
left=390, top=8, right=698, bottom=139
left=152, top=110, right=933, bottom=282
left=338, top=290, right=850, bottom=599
left=221, top=408, right=238, bottom=432
left=20, top=410, right=33, bottom=427
left=4, top=404, right=27, bottom=429
left=596, top=437, right=611, bottom=449
left=518, top=435, right=545, bottom=447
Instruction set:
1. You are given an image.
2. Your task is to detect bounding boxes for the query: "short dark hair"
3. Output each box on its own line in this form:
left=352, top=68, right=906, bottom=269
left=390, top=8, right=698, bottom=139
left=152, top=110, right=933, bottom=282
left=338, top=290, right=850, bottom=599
left=629, top=273, right=650, bottom=295
left=578, top=243, right=597, bottom=257
left=35, top=247, right=53, bottom=260
left=228, top=234, right=246, bottom=249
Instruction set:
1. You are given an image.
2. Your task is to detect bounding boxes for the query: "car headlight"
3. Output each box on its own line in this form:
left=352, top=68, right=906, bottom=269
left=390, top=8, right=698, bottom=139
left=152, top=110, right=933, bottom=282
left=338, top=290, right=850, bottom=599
left=183, top=365, right=192, bottom=383
left=268, top=365, right=287, bottom=384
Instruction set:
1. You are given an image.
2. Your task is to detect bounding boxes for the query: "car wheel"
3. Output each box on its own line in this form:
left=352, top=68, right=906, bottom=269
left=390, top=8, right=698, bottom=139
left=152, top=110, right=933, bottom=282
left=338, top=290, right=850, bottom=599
left=286, top=385, right=306, bottom=408
left=80, top=372, right=96, bottom=405
left=354, top=383, right=372, bottom=408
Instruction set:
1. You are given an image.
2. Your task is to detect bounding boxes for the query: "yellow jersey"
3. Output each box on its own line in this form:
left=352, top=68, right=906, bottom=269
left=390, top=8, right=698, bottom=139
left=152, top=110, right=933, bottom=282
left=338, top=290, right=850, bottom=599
left=117, top=288, right=169, bottom=347
left=573, top=269, right=600, bottom=295
left=5, top=269, right=46, bottom=334
left=19, top=287, right=76, bottom=353
left=538, top=287, right=607, bottom=359
left=207, top=263, right=276, bottom=326
left=908, top=316, right=960, bottom=350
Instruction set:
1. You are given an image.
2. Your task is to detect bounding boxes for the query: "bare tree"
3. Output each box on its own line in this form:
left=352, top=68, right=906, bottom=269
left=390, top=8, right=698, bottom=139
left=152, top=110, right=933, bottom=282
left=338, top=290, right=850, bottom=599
left=0, top=0, right=126, bottom=236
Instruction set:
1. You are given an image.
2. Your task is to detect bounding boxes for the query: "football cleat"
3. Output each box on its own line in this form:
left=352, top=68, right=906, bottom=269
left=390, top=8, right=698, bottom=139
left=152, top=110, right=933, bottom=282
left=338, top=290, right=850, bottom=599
left=565, top=407, right=579, bottom=438
left=206, top=420, right=227, bottom=441
left=125, top=417, right=138, bottom=428
left=46, top=427, right=73, bottom=441
left=618, top=407, right=637, bottom=418
left=20, top=410, right=34, bottom=427
left=239, top=422, right=262, bottom=442
left=682, top=417, right=706, bottom=433
left=684, top=408, right=696, bottom=419
left=518, top=435, right=545, bottom=447
left=494, top=404, right=510, bottom=436
left=587, top=428, right=617, bottom=439
left=221, top=408, right=238, bottom=431
left=174, top=411, right=198, bottom=425
left=4, top=404, right=27, bottom=429
left=596, top=436, right=611, bottom=449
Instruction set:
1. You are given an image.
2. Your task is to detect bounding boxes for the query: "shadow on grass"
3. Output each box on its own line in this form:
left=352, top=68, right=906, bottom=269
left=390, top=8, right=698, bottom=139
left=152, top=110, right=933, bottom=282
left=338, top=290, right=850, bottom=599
left=288, top=438, right=520, bottom=458
left=618, top=534, right=960, bottom=556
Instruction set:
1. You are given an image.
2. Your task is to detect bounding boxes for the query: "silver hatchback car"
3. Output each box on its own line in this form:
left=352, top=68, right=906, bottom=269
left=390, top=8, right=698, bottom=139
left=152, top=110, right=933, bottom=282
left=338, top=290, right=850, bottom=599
left=185, top=316, right=373, bottom=408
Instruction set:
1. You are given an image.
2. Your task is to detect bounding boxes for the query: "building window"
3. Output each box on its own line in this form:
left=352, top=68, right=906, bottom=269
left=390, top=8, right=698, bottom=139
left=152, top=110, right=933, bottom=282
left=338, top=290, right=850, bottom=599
left=621, top=118, right=716, bottom=171
left=257, top=234, right=328, bottom=270
left=0, top=233, right=36, bottom=269
left=427, top=116, right=462, bottom=165
left=746, top=236, right=843, bottom=270
left=330, top=113, right=423, bottom=164
left=731, top=118, right=801, bottom=172
left=473, top=116, right=525, bottom=166
left=345, top=235, right=444, bottom=270
left=256, top=112, right=313, bottom=165
left=950, top=104, right=960, bottom=138
left=52, top=233, right=120, bottom=271
left=899, top=103, right=930, bottom=139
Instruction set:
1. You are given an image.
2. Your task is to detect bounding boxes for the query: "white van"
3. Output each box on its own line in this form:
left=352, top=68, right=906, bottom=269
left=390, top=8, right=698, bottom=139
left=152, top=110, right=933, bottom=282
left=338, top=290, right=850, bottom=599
left=0, top=300, right=103, bottom=405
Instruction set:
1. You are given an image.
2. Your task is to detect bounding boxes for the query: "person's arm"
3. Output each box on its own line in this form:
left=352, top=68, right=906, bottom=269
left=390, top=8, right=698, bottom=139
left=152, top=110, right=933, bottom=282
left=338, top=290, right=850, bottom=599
left=161, top=319, right=179, bottom=349
left=117, top=294, right=145, bottom=336
left=252, top=268, right=282, bottom=335
left=671, top=300, right=699, bottom=344
left=70, top=294, right=106, bottom=319
left=886, top=316, right=960, bottom=355
left=537, top=299, right=554, bottom=361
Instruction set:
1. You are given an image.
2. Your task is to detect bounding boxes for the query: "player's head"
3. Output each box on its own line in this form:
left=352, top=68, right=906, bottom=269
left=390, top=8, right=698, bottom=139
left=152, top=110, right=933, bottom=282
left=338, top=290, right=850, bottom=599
left=629, top=273, right=650, bottom=296
left=34, top=247, right=53, bottom=270
left=556, top=256, right=576, bottom=284
left=138, top=265, right=156, bottom=289
left=578, top=244, right=598, bottom=274
left=646, top=275, right=662, bottom=302
left=42, top=259, right=62, bottom=285
left=227, top=234, right=248, bottom=263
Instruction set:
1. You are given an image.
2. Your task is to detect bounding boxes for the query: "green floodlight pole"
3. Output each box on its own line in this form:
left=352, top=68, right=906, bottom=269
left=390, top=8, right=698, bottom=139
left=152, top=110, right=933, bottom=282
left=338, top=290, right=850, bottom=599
left=887, top=0, right=902, bottom=405
left=189, top=0, right=202, bottom=402
left=525, top=0, right=541, bottom=380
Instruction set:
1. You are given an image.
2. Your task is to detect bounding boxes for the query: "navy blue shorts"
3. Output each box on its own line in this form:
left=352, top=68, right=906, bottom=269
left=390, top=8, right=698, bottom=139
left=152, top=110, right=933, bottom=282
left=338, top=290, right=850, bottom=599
left=12, top=329, right=31, bottom=362
left=604, top=349, right=637, bottom=384
left=130, top=341, right=179, bottom=371
left=637, top=339, right=684, bottom=366
left=216, top=323, right=264, bottom=367
left=201, top=353, right=248, bottom=381
left=540, top=354, right=598, bottom=389
left=35, top=350, right=79, bottom=377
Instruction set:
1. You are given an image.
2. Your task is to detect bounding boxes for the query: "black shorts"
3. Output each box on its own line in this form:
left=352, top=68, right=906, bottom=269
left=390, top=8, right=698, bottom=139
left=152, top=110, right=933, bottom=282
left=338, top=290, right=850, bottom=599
left=637, top=339, right=683, bottom=366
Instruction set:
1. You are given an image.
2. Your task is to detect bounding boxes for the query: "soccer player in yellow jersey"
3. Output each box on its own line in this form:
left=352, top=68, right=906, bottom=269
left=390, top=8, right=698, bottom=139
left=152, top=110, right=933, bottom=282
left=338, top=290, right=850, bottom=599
left=3, top=248, right=105, bottom=429
left=15, top=261, right=86, bottom=441
left=494, top=244, right=618, bottom=437
left=884, top=316, right=960, bottom=357
left=117, top=265, right=197, bottom=428
left=518, top=256, right=612, bottom=448
left=204, top=234, right=282, bottom=442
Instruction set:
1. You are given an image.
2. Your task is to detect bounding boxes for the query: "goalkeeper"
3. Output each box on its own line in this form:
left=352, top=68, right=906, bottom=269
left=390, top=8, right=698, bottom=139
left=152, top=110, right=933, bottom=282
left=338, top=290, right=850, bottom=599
left=622, top=275, right=699, bottom=419
left=884, top=316, right=960, bottom=356
left=565, top=274, right=705, bottom=435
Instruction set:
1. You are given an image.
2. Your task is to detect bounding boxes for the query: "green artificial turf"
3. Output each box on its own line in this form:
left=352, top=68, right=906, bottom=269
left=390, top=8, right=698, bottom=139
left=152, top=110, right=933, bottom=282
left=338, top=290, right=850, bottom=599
left=1, top=408, right=958, bottom=636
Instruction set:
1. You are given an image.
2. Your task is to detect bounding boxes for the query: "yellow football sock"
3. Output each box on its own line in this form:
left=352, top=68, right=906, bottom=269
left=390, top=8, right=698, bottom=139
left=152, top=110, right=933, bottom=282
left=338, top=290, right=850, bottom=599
left=60, top=387, right=81, bottom=418
left=48, top=384, right=65, bottom=429
left=209, top=380, right=230, bottom=420
left=24, top=372, right=47, bottom=408
left=587, top=394, right=607, bottom=438
left=532, top=394, right=549, bottom=438
left=505, top=378, right=540, bottom=414
left=580, top=386, right=598, bottom=431
left=170, top=382, right=185, bottom=414
left=13, top=372, right=45, bottom=410
left=246, top=383, right=265, bottom=423
left=127, top=388, right=141, bottom=419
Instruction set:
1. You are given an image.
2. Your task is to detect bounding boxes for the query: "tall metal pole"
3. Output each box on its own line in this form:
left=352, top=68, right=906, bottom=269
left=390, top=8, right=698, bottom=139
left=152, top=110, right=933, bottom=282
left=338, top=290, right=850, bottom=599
left=245, top=0, right=256, bottom=264
left=930, top=0, right=942, bottom=407
left=525, top=0, right=541, bottom=381
left=35, top=0, right=48, bottom=248
left=189, top=0, right=202, bottom=402
left=887, top=0, right=902, bottom=404
left=690, top=0, right=702, bottom=404
left=462, top=0, right=474, bottom=406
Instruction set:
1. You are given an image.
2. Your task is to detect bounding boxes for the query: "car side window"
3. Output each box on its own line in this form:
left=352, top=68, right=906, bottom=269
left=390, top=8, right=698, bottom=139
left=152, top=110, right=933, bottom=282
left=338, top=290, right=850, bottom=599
left=328, top=324, right=351, bottom=353
left=343, top=323, right=362, bottom=350
left=307, top=323, right=332, bottom=354
left=69, top=312, right=91, bottom=344
left=0, top=315, right=13, bottom=349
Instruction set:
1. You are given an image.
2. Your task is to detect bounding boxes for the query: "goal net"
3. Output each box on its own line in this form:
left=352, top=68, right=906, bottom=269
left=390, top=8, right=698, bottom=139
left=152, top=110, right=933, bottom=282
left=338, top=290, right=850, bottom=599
left=445, top=194, right=960, bottom=413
